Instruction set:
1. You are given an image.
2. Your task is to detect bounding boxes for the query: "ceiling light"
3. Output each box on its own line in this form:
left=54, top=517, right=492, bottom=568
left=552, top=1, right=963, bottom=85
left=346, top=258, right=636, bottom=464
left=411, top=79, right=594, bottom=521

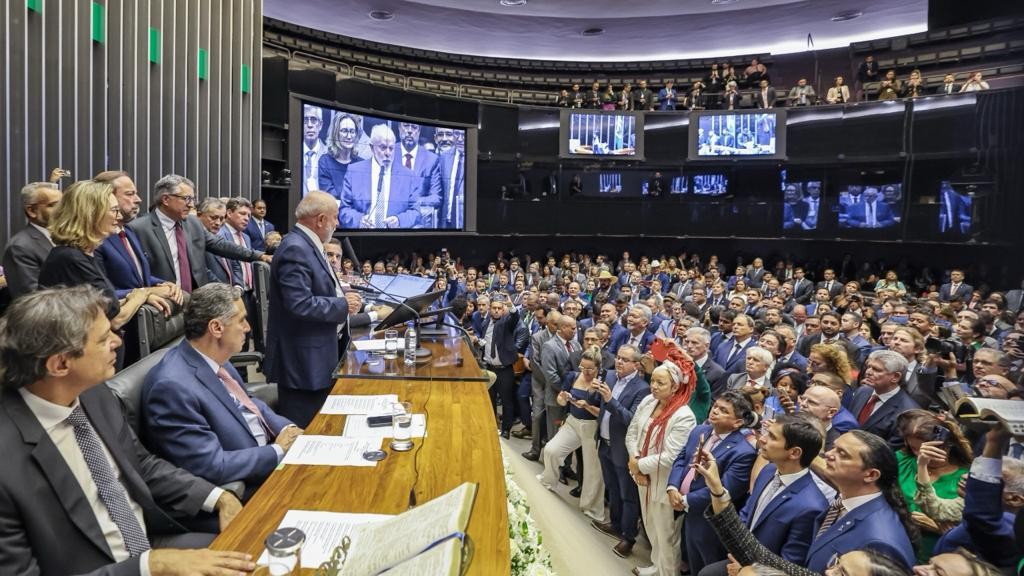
left=710, top=0, right=738, bottom=4
left=831, top=10, right=863, bottom=22
left=499, top=0, right=528, bottom=6
left=582, top=27, right=605, bottom=37
left=368, top=10, right=395, bottom=21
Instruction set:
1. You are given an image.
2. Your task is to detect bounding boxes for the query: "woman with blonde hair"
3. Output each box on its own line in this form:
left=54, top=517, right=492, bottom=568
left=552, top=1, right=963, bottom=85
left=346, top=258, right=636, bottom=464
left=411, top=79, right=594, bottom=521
left=317, top=111, right=365, bottom=199
left=38, top=180, right=163, bottom=330
left=626, top=355, right=697, bottom=576
left=538, top=345, right=606, bottom=523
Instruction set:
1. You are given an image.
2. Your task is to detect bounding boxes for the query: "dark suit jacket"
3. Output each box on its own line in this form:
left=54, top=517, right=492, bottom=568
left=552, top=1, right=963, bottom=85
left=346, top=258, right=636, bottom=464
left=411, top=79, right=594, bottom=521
left=206, top=250, right=232, bottom=285
left=609, top=329, right=654, bottom=356
left=816, top=280, right=843, bottom=299
left=95, top=227, right=168, bottom=298
left=939, top=282, right=974, bottom=303
left=1, top=224, right=53, bottom=298
left=479, top=308, right=522, bottom=367
left=783, top=202, right=810, bottom=230
left=700, top=358, right=727, bottom=399
left=437, top=150, right=465, bottom=229
left=845, top=200, right=896, bottom=228
left=245, top=218, right=275, bottom=252
left=847, top=387, right=919, bottom=448
left=403, top=145, right=443, bottom=202
left=754, top=88, right=775, bottom=109
left=713, top=337, right=756, bottom=376
left=541, top=334, right=580, bottom=403
left=934, top=475, right=1020, bottom=568
left=141, top=341, right=293, bottom=492
left=217, top=225, right=254, bottom=288
left=128, top=211, right=261, bottom=289
left=738, top=464, right=828, bottom=563
left=339, top=159, right=420, bottom=229
left=792, top=278, right=814, bottom=304
left=265, top=229, right=349, bottom=393
left=0, top=385, right=215, bottom=575
left=805, top=493, right=916, bottom=572
left=595, top=371, right=650, bottom=467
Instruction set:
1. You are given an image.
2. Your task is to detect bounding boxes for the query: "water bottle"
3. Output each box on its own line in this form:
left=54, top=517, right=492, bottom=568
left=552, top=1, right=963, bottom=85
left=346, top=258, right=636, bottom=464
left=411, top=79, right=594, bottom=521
left=404, top=321, right=417, bottom=366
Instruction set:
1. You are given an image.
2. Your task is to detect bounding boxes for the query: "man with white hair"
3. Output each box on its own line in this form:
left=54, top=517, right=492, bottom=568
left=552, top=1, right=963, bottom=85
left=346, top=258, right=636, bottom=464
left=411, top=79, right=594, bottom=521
left=339, top=123, right=420, bottom=229
left=266, top=191, right=363, bottom=427
left=2, top=182, right=62, bottom=297
left=609, top=303, right=654, bottom=355
left=847, top=349, right=920, bottom=448
left=301, top=104, right=328, bottom=195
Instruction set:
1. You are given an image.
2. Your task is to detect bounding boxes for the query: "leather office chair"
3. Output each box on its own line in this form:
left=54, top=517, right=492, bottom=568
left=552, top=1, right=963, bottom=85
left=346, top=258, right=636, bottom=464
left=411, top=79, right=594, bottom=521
left=105, top=343, right=180, bottom=434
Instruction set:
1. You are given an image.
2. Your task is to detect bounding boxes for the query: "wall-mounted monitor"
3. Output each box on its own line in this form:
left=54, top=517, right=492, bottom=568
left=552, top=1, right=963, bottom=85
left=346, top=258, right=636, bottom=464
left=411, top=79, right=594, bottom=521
left=936, top=180, right=976, bottom=236
left=300, top=101, right=468, bottom=230
left=780, top=169, right=823, bottom=231
left=559, top=110, right=644, bottom=159
left=691, top=173, right=729, bottom=196
left=689, top=109, right=786, bottom=160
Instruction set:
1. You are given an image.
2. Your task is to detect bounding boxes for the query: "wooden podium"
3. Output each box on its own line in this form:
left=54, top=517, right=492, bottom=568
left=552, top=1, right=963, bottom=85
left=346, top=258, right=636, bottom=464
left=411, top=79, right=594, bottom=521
left=210, top=333, right=510, bottom=575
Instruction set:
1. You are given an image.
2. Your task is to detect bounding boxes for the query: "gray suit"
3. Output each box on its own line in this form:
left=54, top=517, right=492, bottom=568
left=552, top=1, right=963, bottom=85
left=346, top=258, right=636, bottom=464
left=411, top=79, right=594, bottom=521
left=541, top=335, right=581, bottom=440
left=529, top=328, right=555, bottom=452
left=2, top=224, right=53, bottom=298
left=0, top=384, right=216, bottom=575
left=128, top=211, right=261, bottom=288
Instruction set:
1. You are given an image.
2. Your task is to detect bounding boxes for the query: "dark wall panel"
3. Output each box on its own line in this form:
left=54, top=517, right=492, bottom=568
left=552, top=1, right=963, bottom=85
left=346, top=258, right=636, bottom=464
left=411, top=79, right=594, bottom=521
left=0, top=0, right=262, bottom=244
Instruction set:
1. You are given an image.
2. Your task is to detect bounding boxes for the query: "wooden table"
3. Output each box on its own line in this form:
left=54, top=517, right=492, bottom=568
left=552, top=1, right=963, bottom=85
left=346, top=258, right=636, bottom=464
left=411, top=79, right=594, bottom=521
left=211, top=336, right=510, bottom=575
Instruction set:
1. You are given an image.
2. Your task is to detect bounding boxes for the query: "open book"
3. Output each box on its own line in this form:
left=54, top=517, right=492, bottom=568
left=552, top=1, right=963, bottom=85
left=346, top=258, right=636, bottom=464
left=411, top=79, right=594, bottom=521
left=340, top=482, right=477, bottom=576
left=954, top=397, right=1024, bottom=435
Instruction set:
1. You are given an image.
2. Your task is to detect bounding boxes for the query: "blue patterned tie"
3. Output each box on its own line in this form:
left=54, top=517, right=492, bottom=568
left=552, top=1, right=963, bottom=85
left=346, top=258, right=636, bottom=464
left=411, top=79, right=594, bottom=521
left=66, top=406, right=151, bottom=557
left=372, top=168, right=387, bottom=227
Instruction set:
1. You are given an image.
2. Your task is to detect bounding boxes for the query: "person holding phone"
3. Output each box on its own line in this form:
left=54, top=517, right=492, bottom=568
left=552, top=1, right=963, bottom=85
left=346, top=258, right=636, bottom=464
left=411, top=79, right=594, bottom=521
left=625, top=359, right=697, bottom=576
left=894, top=410, right=972, bottom=561
left=537, top=346, right=606, bottom=523
left=667, top=391, right=759, bottom=574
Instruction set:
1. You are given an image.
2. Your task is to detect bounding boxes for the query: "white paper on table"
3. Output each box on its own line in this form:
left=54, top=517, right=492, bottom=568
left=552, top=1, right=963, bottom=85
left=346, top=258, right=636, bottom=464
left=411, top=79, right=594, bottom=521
left=256, top=510, right=392, bottom=568
left=343, top=414, right=427, bottom=439
left=321, top=394, right=400, bottom=415
left=280, top=436, right=383, bottom=467
left=352, top=339, right=407, bottom=352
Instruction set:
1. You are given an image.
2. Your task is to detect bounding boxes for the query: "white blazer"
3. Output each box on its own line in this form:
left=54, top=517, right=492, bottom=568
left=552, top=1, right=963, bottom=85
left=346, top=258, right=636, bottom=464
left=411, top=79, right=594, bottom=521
left=626, top=395, right=696, bottom=503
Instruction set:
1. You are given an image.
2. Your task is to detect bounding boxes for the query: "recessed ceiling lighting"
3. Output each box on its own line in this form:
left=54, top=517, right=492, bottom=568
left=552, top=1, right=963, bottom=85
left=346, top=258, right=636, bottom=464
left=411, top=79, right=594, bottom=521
left=499, top=0, right=528, bottom=6
left=369, top=10, right=395, bottom=21
left=831, top=10, right=863, bottom=22
left=582, top=27, right=605, bottom=36
left=710, top=0, right=738, bottom=4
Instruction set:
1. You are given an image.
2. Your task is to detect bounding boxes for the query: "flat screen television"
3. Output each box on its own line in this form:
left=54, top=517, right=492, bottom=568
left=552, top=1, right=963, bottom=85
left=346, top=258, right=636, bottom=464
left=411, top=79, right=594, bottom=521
left=559, top=110, right=644, bottom=159
left=691, top=173, right=729, bottom=196
left=936, top=180, right=975, bottom=236
left=300, top=101, right=468, bottom=230
left=688, top=109, right=786, bottom=160
left=780, top=169, right=823, bottom=231
left=836, top=183, right=903, bottom=230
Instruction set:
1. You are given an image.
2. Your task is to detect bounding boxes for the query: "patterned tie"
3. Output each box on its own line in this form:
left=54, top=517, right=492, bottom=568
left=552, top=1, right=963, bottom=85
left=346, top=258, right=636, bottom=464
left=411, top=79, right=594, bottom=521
left=816, top=498, right=846, bottom=537
left=857, top=394, right=880, bottom=425
left=66, top=406, right=151, bottom=557
left=303, top=150, right=314, bottom=193
left=404, top=153, right=413, bottom=170
left=726, top=341, right=742, bottom=365
left=749, top=474, right=786, bottom=527
left=173, top=222, right=193, bottom=292
left=448, top=153, right=463, bottom=225
left=218, top=367, right=271, bottom=436
left=234, top=231, right=253, bottom=289
left=372, top=168, right=387, bottom=227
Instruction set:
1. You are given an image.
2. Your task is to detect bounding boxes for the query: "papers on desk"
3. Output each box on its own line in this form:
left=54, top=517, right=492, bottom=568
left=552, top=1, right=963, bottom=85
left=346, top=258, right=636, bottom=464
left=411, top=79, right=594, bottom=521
left=280, top=436, right=382, bottom=467
left=343, top=414, right=427, bottom=439
left=321, top=394, right=399, bottom=415
left=352, top=338, right=407, bottom=352
left=257, top=510, right=391, bottom=568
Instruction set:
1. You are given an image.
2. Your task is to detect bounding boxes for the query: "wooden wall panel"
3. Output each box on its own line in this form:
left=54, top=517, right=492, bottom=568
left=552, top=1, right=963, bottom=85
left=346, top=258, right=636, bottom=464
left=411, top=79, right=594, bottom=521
left=0, top=0, right=262, bottom=243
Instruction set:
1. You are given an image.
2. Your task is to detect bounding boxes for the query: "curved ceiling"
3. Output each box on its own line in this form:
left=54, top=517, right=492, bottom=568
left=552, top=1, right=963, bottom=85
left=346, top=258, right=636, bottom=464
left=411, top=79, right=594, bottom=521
left=264, top=0, right=929, bottom=62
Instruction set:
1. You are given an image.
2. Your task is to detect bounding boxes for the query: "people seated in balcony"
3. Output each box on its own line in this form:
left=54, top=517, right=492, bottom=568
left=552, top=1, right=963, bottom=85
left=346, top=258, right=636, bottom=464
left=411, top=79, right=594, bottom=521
left=754, top=80, right=774, bottom=109
left=556, top=89, right=571, bottom=108
left=689, top=81, right=706, bottom=110
left=788, top=78, right=816, bottom=106
left=587, top=82, right=603, bottom=109
left=632, top=80, right=655, bottom=111
left=317, top=111, right=365, bottom=201
left=743, top=58, right=768, bottom=87
left=826, top=76, right=850, bottom=104
left=658, top=81, right=678, bottom=111
left=937, top=74, right=959, bottom=95
left=721, top=82, right=741, bottom=111
left=570, top=83, right=585, bottom=108
left=619, top=83, right=634, bottom=110
left=602, top=84, right=618, bottom=110
left=877, top=70, right=902, bottom=100
left=902, top=69, right=926, bottom=98
left=959, top=71, right=990, bottom=92
left=723, top=64, right=739, bottom=88
left=705, top=64, right=724, bottom=93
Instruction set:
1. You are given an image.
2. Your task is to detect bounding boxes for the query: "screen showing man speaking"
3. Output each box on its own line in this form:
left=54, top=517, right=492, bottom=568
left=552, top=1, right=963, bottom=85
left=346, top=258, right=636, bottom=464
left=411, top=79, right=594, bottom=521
left=300, top=102, right=467, bottom=230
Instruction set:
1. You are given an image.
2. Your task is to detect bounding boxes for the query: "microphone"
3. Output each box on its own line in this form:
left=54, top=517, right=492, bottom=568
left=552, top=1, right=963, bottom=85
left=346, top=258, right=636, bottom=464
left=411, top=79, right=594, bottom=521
left=344, top=284, right=380, bottom=295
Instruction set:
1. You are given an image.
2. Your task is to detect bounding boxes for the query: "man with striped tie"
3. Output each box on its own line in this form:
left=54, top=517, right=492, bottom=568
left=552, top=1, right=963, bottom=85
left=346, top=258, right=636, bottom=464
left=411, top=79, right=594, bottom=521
left=0, top=285, right=253, bottom=575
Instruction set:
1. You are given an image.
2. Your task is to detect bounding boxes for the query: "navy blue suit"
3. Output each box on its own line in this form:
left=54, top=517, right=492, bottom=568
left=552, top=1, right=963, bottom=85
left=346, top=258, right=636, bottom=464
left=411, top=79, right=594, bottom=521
left=712, top=337, right=756, bottom=377
left=847, top=387, right=919, bottom=448
left=781, top=350, right=809, bottom=372
left=608, top=329, right=654, bottom=356
left=437, top=149, right=465, bottom=229
left=738, top=464, right=828, bottom=563
left=845, top=200, right=896, bottom=228
left=668, top=425, right=757, bottom=574
left=245, top=218, right=275, bottom=252
left=934, top=474, right=1020, bottom=568
left=265, top=228, right=350, bottom=426
left=805, top=494, right=915, bottom=572
left=402, top=146, right=443, bottom=202
left=339, top=159, right=420, bottom=229
left=596, top=371, right=650, bottom=542
left=141, top=341, right=293, bottom=495
left=217, top=225, right=254, bottom=288
left=95, top=227, right=168, bottom=298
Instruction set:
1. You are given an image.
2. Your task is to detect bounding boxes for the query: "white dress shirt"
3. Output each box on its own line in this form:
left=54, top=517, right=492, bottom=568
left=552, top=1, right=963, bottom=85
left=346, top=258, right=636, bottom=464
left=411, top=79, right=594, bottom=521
left=29, top=222, right=54, bottom=246
left=869, top=387, right=902, bottom=416
left=749, top=468, right=809, bottom=526
left=155, top=209, right=182, bottom=284
left=369, top=159, right=392, bottom=226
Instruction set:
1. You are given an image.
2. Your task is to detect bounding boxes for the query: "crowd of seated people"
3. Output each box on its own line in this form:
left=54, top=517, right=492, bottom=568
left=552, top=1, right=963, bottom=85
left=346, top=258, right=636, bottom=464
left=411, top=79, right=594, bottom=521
left=340, top=248, right=1022, bottom=576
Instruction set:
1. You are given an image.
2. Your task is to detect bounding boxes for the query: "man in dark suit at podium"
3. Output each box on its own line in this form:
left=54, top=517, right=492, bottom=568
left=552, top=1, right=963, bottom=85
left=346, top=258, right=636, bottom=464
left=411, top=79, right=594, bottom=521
left=266, top=191, right=362, bottom=427
left=339, top=124, right=420, bottom=229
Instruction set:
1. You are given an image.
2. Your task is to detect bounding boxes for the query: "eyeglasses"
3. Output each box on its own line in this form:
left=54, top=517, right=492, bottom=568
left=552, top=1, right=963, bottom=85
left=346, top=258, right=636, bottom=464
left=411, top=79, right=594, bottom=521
left=107, top=207, right=121, bottom=216
left=170, top=194, right=195, bottom=204
left=578, top=365, right=598, bottom=372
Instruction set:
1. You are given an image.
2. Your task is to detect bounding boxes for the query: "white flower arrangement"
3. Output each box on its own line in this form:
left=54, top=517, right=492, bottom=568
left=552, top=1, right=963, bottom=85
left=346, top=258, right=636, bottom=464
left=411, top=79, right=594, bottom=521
left=504, top=456, right=557, bottom=576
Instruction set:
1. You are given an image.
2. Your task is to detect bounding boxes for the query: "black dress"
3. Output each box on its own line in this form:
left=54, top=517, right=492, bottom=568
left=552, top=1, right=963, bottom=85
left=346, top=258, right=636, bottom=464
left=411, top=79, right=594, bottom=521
left=38, top=245, right=120, bottom=320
